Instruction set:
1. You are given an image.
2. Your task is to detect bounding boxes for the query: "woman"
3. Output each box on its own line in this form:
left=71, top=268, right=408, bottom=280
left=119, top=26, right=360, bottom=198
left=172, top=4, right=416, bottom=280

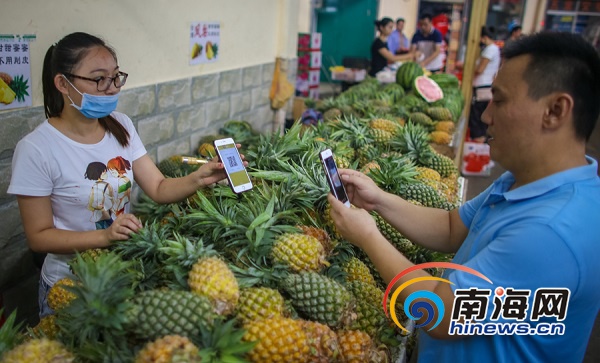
left=370, top=17, right=415, bottom=77
left=7, top=32, right=241, bottom=317
left=469, top=26, right=501, bottom=142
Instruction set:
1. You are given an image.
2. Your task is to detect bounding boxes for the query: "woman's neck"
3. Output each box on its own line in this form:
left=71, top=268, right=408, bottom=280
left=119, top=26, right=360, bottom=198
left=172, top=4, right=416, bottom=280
left=49, top=107, right=105, bottom=144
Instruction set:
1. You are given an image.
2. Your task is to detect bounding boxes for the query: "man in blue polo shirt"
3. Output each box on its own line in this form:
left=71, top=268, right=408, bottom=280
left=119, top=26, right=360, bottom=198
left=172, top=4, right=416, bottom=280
left=410, top=13, right=445, bottom=72
left=327, top=31, right=600, bottom=362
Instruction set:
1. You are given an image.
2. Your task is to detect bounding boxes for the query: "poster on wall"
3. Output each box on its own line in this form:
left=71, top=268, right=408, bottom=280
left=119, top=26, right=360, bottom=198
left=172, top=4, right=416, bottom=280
left=0, top=34, right=34, bottom=110
left=189, top=22, right=220, bottom=65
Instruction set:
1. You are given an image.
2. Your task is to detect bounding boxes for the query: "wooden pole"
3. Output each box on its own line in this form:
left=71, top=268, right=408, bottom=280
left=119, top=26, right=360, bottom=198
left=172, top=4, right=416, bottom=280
left=454, top=0, right=489, bottom=167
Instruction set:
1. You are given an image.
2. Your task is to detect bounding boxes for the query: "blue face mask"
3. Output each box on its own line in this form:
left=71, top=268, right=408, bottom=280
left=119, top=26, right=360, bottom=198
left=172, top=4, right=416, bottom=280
left=63, top=76, right=119, bottom=119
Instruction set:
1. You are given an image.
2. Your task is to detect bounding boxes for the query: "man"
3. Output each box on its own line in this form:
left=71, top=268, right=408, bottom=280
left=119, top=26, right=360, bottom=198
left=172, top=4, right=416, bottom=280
left=328, top=32, right=600, bottom=362
left=388, top=18, right=410, bottom=55
left=504, top=24, right=523, bottom=49
left=410, top=13, right=445, bottom=72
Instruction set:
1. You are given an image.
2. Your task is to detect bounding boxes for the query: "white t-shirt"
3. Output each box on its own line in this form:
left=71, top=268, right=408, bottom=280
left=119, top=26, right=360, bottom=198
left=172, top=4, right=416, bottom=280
left=473, top=43, right=501, bottom=87
left=8, top=112, right=146, bottom=286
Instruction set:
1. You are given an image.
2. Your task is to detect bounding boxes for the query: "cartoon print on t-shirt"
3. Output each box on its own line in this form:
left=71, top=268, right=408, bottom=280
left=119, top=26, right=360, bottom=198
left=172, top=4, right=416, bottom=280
left=107, top=156, right=132, bottom=216
left=84, top=161, right=115, bottom=230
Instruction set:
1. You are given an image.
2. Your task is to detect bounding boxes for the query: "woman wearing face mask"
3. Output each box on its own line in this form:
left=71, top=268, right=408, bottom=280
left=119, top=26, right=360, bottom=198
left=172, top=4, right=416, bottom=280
left=7, top=32, right=241, bottom=317
left=370, top=17, right=416, bottom=77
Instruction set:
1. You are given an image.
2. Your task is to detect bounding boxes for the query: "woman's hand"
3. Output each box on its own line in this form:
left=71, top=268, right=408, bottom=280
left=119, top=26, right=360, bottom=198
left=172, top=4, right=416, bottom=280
left=104, top=213, right=142, bottom=242
left=193, top=144, right=249, bottom=188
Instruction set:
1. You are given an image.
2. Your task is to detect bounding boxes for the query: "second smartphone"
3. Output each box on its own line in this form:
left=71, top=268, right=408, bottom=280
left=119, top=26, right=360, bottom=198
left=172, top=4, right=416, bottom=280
left=213, top=138, right=253, bottom=194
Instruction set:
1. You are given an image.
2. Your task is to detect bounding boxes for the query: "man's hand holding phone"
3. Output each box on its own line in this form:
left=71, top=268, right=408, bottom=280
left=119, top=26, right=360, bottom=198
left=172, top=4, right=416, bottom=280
left=335, top=169, right=383, bottom=212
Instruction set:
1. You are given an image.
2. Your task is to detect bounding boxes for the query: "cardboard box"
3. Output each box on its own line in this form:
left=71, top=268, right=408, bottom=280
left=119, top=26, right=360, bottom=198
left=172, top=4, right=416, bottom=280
left=298, top=32, right=322, bottom=50
left=293, top=97, right=307, bottom=121
left=308, top=70, right=320, bottom=86
left=298, top=51, right=322, bottom=69
left=331, top=68, right=367, bottom=82
left=309, top=86, right=320, bottom=100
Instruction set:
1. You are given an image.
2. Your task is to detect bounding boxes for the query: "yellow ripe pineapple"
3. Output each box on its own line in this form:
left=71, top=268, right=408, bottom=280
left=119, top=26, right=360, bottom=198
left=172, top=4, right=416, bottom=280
left=300, top=320, right=342, bottom=363
left=134, top=335, right=200, bottom=363
left=369, top=128, right=394, bottom=145
left=0, top=78, right=16, bottom=104
left=243, top=317, right=310, bottom=363
left=334, top=155, right=351, bottom=169
left=236, top=287, right=285, bottom=325
left=342, top=257, right=376, bottom=286
left=197, top=142, right=216, bottom=158
left=416, top=166, right=441, bottom=182
left=435, top=121, right=455, bottom=133
left=1, top=338, right=74, bottom=363
left=47, top=278, right=77, bottom=311
left=337, top=330, right=387, bottom=363
left=31, top=315, right=59, bottom=340
left=370, top=118, right=399, bottom=135
left=298, top=225, right=335, bottom=256
left=360, top=161, right=380, bottom=175
left=188, top=257, right=239, bottom=315
left=429, top=130, right=452, bottom=145
left=271, top=233, right=329, bottom=272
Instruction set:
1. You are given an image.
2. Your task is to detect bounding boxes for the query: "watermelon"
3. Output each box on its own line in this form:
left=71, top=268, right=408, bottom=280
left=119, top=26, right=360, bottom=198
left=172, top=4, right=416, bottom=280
left=414, top=76, right=444, bottom=103
left=429, top=73, right=460, bottom=90
left=395, top=62, right=424, bottom=90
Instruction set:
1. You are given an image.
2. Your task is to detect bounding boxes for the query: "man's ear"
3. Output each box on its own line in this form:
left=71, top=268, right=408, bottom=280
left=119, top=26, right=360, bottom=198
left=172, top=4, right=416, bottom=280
left=54, top=74, right=70, bottom=95
left=543, top=93, right=574, bottom=131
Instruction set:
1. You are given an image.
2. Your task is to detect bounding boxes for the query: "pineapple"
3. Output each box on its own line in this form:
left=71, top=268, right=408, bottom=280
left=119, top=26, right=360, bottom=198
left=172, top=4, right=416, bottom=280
left=392, top=122, right=435, bottom=167
left=31, top=315, right=59, bottom=340
left=282, top=272, right=355, bottom=329
left=409, top=112, right=435, bottom=129
left=323, top=108, right=342, bottom=122
left=271, top=233, right=328, bottom=272
left=370, top=118, right=399, bottom=135
left=342, top=257, right=376, bottom=286
left=399, top=182, right=443, bottom=208
left=429, top=131, right=452, bottom=145
left=347, top=280, right=385, bottom=310
left=243, top=317, right=310, bottom=363
left=1, top=338, right=74, bottom=363
left=0, top=78, right=16, bottom=104
left=197, top=142, right=216, bottom=158
left=425, top=107, right=453, bottom=121
left=135, top=335, right=200, bottom=363
left=426, top=151, right=458, bottom=178
left=298, top=225, right=334, bottom=256
left=360, top=161, right=381, bottom=175
left=47, top=278, right=77, bottom=312
left=415, top=167, right=441, bottom=183
left=337, top=330, right=387, bottom=363
left=351, top=299, right=388, bottom=337
left=372, top=213, right=413, bottom=254
left=130, top=289, right=215, bottom=340
left=435, top=121, right=455, bottom=133
left=236, top=287, right=285, bottom=325
left=334, top=155, right=351, bottom=170
left=301, top=320, right=342, bottom=363
left=188, top=257, right=239, bottom=315
left=370, top=128, right=394, bottom=145
left=158, top=158, right=181, bottom=178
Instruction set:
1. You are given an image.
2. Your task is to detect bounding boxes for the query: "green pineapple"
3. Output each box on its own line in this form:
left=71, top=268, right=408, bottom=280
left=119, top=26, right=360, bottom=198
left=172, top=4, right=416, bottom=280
left=342, top=257, right=376, bottom=286
left=426, top=151, right=458, bottom=178
left=409, top=112, right=435, bottom=129
left=236, top=287, right=286, bottom=324
left=351, top=299, right=388, bottom=337
left=282, top=272, right=355, bottom=329
left=369, top=128, right=394, bottom=145
left=372, top=213, right=413, bottom=254
left=346, top=280, right=385, bottom=310
left=425, top=107, right=453, bottom=121
left=158, top=158, right=182, bottom=178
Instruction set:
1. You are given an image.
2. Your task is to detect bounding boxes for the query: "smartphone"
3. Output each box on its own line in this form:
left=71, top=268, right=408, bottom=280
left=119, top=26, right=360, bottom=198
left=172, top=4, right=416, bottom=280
left=319, top=149, right=351, bottom=208
left=213, top=138, right=253, bottom=194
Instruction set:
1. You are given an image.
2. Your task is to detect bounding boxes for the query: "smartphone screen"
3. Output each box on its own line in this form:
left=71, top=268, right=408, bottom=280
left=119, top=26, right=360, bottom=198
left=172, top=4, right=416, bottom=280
left=320, top=149, right=351, bottom=207
left=214, top=139, right=253, bottom=193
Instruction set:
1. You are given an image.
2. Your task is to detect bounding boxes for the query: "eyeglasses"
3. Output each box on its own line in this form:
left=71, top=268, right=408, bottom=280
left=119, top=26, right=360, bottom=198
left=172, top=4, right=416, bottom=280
left=63, top=71, right=128, bottom=92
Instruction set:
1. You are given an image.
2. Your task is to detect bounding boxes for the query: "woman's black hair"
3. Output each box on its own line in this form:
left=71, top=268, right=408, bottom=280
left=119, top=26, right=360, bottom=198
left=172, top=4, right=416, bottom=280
left=374, top=17, right=394, bottom=31
left=42, top=32, right=130, bottom=147
left=481, top=26, right=496, bottom=39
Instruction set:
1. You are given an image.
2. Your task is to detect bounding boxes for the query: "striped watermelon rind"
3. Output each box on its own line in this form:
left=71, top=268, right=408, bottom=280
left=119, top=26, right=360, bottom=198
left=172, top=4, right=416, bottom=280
left=396, top=62, right=424, bottom=90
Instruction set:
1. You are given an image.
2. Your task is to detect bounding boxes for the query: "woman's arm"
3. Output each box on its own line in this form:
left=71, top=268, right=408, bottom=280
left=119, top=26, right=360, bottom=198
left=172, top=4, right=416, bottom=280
left=17, top=195, right=140, bottom=254
left=378, top=47, right=415, bottom=63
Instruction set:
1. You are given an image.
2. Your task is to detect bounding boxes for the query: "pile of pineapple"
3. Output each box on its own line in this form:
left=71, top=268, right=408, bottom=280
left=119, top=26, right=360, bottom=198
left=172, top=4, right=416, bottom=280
left=1, top=77, right=465, bottom=362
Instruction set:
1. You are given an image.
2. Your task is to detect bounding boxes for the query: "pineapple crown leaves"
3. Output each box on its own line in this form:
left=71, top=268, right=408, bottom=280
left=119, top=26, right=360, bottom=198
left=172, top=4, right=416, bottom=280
left=230, top=263, right=290, bottom=289
left=132, top=192, right=177, bottom=224
left=57, top=252, right=135, bottom=361
left=390, top=122, right=435, bottom=165
left=159, top=234, right=217, bottom=290
left=197, top=318, right=255, bottom=363
left=367, top=156, right=419, bottom=194
left=0, top=308, right=25, bottom=357
left=329, top=115, right=375, bottom=149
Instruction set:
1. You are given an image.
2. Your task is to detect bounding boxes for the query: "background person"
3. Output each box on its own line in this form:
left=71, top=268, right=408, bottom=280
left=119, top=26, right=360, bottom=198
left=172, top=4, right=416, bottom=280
left=387, top=18, right=410, bottom=55
left=469, top=26, right=501, bottom=143
left=328, top=31, right=600, bottom=363
left=370, top=17, right=416, bottom=77
left=7, top=32, right=243, bottom=317
left=410, top=13, right=445, bottom=73
left=504, top=24, right=523, bottom=49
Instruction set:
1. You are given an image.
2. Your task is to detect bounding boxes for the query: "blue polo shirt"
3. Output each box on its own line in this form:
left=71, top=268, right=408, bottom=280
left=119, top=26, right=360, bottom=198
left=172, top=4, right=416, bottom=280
left=418, top=157, right=600, bottom=363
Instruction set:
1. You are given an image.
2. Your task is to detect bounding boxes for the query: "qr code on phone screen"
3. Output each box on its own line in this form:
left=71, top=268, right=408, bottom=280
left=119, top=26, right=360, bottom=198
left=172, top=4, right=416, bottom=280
left=227, top=156, right=238, bottom=168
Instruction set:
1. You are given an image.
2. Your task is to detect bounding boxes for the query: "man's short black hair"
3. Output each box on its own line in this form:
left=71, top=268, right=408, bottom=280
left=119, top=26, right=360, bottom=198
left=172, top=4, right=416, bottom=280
left=503, top=32, right=600, bottom=141
left=419, top=13, right=432, bottom=22
left=396, top=18, right=405, bottom=24
left=510, top=25, right=522, bottom=36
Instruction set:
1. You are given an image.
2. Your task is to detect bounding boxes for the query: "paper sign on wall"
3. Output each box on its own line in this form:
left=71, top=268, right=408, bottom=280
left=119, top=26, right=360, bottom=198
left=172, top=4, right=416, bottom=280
left=190, top=22, right=220, bottom=65
left=0, top=34, right=34, bottom=110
